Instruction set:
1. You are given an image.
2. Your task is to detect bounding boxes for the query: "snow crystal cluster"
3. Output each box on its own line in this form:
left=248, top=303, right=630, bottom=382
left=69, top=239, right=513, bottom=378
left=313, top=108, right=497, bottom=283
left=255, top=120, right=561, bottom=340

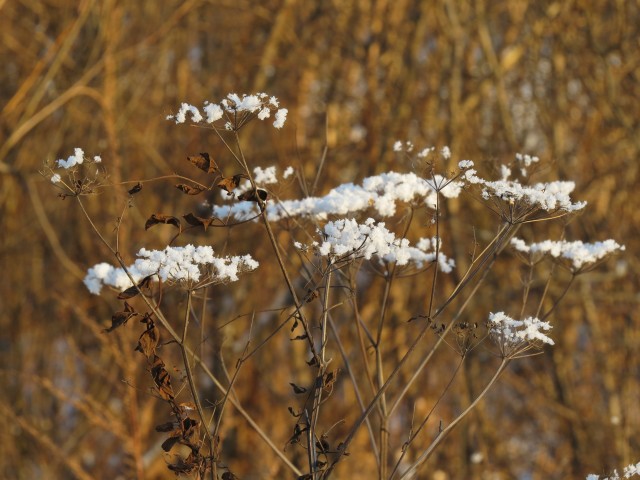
left=487, top=311, right=554, bottom=351
left=295, top=218, right=455, bottom=272
left=211, top=147, right=586, bottom=224
left=167, top=93, right=288, bottom=130
left=511, top=237, right=625, bottom=271
left=50, top=147, right=102, bottom=183
left=455, top=155, right=586, bottom=212
left=84, top=245, right=258, bottom=294
left=479, top=178, right=585, bottom=212
left=214, top=171, right=464, bottom=222
left=515, top=152, right=539, bottom=176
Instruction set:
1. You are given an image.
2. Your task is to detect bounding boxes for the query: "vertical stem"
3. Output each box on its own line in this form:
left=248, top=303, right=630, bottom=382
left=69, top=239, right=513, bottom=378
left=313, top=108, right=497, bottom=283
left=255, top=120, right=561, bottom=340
left=398, top=358, right=510, bottom=479
left=310, top=265, right=332, bottom=478
left=179, top=290, right=216, bottom=479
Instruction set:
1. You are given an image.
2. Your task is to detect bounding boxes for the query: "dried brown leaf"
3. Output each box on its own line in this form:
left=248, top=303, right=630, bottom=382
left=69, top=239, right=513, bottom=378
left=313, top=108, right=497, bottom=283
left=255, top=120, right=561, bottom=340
left=145, top=213, right=181, bottom=231
left=135, top=324, right=159, bottom=357
left=290, top=382, right=307, bottom=394
left=161, top=435, right=181, bottom=452
left=104, top=303, right=138, bottom=333
left=187, top=152, right=218, bottom=174
left=128, top=183, right=143, bottom=195
left=117, top=275, right=153, bottom=300
left=155, top=421, right=178, bottom=433
left=237, top=188, right=268, bottom=203
left=150, top=355, right=174, bottom=401
left=175, top=183, right=205, bottom=195
left=183, top=213, right=217, bottom=231
left=217, top=174, right=247, bottom=194
left=167, top=456, right=197, bottom=474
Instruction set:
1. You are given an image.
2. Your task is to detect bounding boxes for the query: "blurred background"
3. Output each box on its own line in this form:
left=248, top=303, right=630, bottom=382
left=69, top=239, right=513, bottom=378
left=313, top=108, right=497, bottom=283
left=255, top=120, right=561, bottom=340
left=1, top=1, right=638, bottom=479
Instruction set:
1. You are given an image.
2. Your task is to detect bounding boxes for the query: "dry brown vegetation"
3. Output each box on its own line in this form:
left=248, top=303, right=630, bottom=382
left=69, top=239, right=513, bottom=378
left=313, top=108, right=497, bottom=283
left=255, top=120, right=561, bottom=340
left=1, top=1, right=639, bottom=479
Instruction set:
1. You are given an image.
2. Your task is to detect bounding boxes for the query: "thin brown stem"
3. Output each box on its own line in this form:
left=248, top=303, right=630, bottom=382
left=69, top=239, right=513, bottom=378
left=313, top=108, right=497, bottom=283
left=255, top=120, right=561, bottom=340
left=398, top=358, right=510, bottom=479
left=178, top=290, right=216, bottom=478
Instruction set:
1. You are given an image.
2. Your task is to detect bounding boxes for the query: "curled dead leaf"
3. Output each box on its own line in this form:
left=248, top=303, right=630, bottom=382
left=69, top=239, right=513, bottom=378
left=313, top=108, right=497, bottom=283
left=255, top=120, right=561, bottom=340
left=290, top=382, right=307, bottom=394
left=161, top=434, right=181, bottom=452
left=155, top=421, right=178, bottom=432
left=104, top=301, right=138, bottom=332
left=150, top=355, right=174, bottom=401
left=145, top=214, right=181, bottom=231
left=175, top=183, right=205, bottom=195
left=117, top=275, right=153, bottom=300
left=237, top=188, right=268, bottom=203
left=135, top=323, right=159, bottom=358
left=183, top=213, right=217, bottom=231
left=187, top=152, right=219, bottom=174
left=128, top=183, right=143, bottom=195
left=217, top=174, right=247, bottom=195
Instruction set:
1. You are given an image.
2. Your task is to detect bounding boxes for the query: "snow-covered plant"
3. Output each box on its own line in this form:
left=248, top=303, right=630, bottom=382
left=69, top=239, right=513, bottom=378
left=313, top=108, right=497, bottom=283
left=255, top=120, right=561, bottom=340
left=588, top=461, right=640, bottom=480
left=45, top=94, right=625, bottom=480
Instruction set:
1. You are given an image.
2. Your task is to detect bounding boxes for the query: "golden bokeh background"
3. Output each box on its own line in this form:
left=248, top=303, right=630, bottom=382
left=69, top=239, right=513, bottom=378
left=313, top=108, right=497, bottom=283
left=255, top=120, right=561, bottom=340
left=1, top=1, right=638, bottom=479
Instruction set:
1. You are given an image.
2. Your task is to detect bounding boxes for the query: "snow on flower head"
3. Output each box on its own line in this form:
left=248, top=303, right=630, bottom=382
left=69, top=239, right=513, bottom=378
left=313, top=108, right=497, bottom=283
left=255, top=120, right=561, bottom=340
left=474, top=177, right=587, bottom=213
left=273, top=108, right=288, bottom=129
left=57, top=147, right=85, bottom=169
left=213, top=171, right=464, bottom=222
left=511, top=237, right=625, bottom=272
left=488, top=312, right=554, bottom=355
left=203, top=102, right=224, bottom=122
left=252, top=166, right=278, bottom=185
left=83, top=245, right=259, bottom=295
left=167, top=93, right=288, bottom=129
left=296, top=218, right=455, bottom=272
left=48, top=148, right=103, bottom=184
left=283, top=166, right=295, bottom=179
left=515, top=153, right=539, bottom=176
left=393, top=140, right=414, bottom=153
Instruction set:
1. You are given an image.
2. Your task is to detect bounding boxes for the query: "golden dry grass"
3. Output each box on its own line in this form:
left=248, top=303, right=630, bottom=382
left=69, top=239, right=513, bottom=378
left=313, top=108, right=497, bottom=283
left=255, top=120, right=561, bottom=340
left=1, top=1, right=638, bottom=479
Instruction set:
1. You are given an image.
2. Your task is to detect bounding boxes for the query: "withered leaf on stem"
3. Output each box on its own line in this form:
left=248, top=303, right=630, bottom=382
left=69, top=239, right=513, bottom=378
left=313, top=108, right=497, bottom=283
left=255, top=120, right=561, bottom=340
left=128, top=183, right=143, bottom=195
left=167, top=456, right=197, bottom=475
left=135, top=323, right=159, bottom=358
left=324, top=369, right=339, bottom=390
left=290, top=382, right=307, bottom=394
left=175, top=183, right=206, bottom=195
left=145, top=213, right=181, bottom=231
left=104, top=301, right=138, bottom=333
left=305, top=288, right=319, bottom=303
left=117, top=275, right=153, bottom=300
left=287, top=423, right=308, bottom=447
left=187, top=152, right=219, bottom=174
left=155, top=421, right=178, bottom=433
left=291, top=334, right=309, bottom=341
left=183, top=213, right=217, bottom=231
left=182, top=417, right=199, bottom=439
left=161, top=434, right=181, bottom=452
left=150, top=355, right=175, bottom=401
left=217, top=174, right=247, bottom=195
left=237, top=188, right=268, bottom=203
